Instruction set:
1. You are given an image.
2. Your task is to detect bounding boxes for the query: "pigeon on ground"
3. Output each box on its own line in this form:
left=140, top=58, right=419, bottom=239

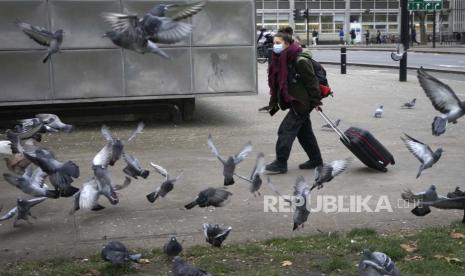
left=321, top=119, right=341, bottom=131
left=203, top=223, right=232, bottom=247
left=3, top=165, right=59, bottom=198
left=23, top=148, right=80, bottom=197
left=312, top=158, right=351, bottom=190
left=70, top=176, right=130, bottom=214
left=185, top=187, right=232, bottom=209
left=267, top=176, right=311, bottom=231
left=146, top=162, right=183, bottom=203
left=93, top=122, right=144, bottom=168
left=417, top=67, right=465, bottom=136
left=374, top=105, right=383, bottom=118
left=402, top=185, right=465, bottom=222
left=101, top=240, right=142, bottom=266
left=207, top=134, right=253, bottom=186
left=16, top=20, right=64, bottom=63
left=358, top=249, right=401, bottom=276
left=163, top=235, right=183, bottom=257
left=390, top=43, right=406, bottom=62
left=172, top=256, right=212, bottom=276
left=0, top=197, right=47, bottom=227
left=447, top=187, right=465, bottom=199
left=122, top=153, right=149, bottom=179
left=234, top=152, right=265, bottom=196
left=401, top=133, right=443, bottom=178
left=401, top=98, right=416, bottom=109
left=35, top=114, right=73, bottom=133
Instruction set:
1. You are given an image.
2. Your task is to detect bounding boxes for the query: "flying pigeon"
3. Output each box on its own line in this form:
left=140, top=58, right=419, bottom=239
left=0, top=197, right=47, bottom=227
left=93, top=122, right=144, bottom=168
left=163, top=235, right=183, bottom=257
left=6, top=119, right=43, bottom=142
left=34, top=114, right=73, bottom=133
left=23, top=147, right=80, bottom=197
left=207, top=134, right=253, bottom=186
left=401, top=98, right=416, bottom=109
left=16, top=20, right=64, bottom=63
left=3, top=165, right=59, bottom=198
left=402, top=185, right=465, bottom=223
left=184, top=187, right=232, bottom=209
left=321, top=119, right=341, bottom=131
left=122, top=153, right=149, bottom=179
left=202, top=223, right=232, bottom=247
left=3, top=135, right=34, bottom=174
left=374, top=105, right=383, bottom=118
left=101, top=240, right=142, bottom=266
left=401, top=133, right=443, bottom=178
left=102, top=0, right=207, bottom=58
left=312, top=158, right=351, bottom=190
left=172, top=256, right=212, bottom=276
left=358, top=249, right=401, bottom=276
left=234, top=152, right=265, bottom=196
left=0, top=140, right=13, bottom=155
left=417, top=67, right=465, bottom=136
left=390, top=43, right=406, bottom=62
left=146, top=162, right=183, bottom=203
left=267, top=176, right=312, bottom=231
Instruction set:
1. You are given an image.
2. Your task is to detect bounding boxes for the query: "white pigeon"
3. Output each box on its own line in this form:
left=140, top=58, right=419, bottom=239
left=374, top=105, right=383, bottom=118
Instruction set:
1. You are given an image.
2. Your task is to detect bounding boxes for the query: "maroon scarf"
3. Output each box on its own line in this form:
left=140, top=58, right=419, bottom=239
left=268, top=42, right=302, bottom=105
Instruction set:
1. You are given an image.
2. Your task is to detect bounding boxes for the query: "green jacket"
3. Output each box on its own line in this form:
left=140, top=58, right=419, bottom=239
left=270, top=50, right=322, bottom=114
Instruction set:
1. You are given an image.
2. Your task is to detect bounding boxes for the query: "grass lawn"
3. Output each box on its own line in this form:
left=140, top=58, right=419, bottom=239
left=2, top=221, right=465, bottom=276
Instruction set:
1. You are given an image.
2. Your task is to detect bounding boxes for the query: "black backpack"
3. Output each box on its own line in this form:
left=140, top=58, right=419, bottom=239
left=290, top=55, right=332, bottom=98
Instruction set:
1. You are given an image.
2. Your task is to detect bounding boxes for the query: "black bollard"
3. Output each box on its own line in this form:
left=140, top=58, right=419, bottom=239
left=340, top=47, right=346, bottom=74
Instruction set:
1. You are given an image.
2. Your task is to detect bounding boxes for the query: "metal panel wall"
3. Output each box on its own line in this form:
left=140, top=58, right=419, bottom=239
left=0, top=0, right=256, bottom=106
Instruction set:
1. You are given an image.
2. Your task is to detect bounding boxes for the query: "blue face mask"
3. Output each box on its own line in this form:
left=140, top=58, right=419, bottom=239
left=273, top=44, right=284, bottom=54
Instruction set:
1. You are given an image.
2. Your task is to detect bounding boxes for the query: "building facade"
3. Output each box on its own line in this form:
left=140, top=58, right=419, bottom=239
left=256, top=0, right=460, bottom=43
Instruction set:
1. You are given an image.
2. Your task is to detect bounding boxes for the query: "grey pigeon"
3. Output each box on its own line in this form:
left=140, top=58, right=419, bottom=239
left=93, top=122, right=144, bottom=168
left=401, top=133, right=443, bottom=178
left=35, top=114, right=73, bottom=133
left=3, top=136, right=34, bottom=174
left=70, top=176, right=131, bottom=214
left=172, top=256, right=212, bottom=276
left=267, top=176, right=311, bottom=231
left=0, top=197, right=47, bottom=227
left=374, top=105, right=383, bottom=118
left=207, top=134, right=253, bottom=186
left=92, top=166, right=131, bottom=204
left=146, top=162, right=183, bottom=203
left=417, top=67, right=465, bottom=136
left=101, top=240, right=141, bottom=266
left=7, top=119, right=43, bottom=142
left=234, top=152, right=265, bottom=196
left=312, top=158, right=351, bottom=190
left=23, top=147, right=80, bottom=197
left=401, top=98, right=416, bottom=109
left=202, top=223, right=232, bottom=247
left=3, top=165, right=58, bottom=198
left=390, top=43, right=405, bottom=62
left=321, top=119, right=341, bottom=131
left=185, top=187, right=232, bottom=209
left=163, top=235, right=183, bottom=257
left=16, top=20, right=64, bottom=63
left=358, top=249, right=401, bottom=276
left=402, top=185, right=465, bottom=222
left=122, top=152, right=149, bottom=179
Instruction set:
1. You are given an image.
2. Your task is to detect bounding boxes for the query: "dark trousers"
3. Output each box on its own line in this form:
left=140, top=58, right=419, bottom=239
left=276, top=109, right=323, bottom=164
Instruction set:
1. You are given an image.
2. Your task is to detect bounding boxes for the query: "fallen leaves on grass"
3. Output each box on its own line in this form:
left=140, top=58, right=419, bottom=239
left=450, top=231, right=465, bottom=239
left=138, top=258, right=151, bottom=264
left=404, top=255, right=423, bottom=261
left=400, top=243, right=417, bottom=253
left=84, top=269, right=101, bottom=276
left=434, top=255, right=463, bottom=265
left=281, top=260, right=293, bottom=267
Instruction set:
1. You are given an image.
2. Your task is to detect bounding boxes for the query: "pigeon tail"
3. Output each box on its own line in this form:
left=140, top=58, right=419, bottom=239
left=129, top=253, right=142, bottom=262
left=224, top=177, right=235, bottom=186
left=45, top=189, right=60, bottom=199
left=432, top=116, right=448, bottom=136
left=411, top=205, right=431, bottom=216
left=184, top=200, right=198, bottom=209
left=59, top=185, right=80, bottom=197
left=146, top=192, right=159, bottom=203
left=140, top=169, right=150, bottom=179
left=416, top=165, right=424, bottom=179
left=293, top=223, right=299, bottom=231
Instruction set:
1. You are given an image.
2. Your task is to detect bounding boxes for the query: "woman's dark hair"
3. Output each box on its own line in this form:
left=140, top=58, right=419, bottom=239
left=274, top=32, right=294, bottom=44
left=279, top=26, right=294, bottom=36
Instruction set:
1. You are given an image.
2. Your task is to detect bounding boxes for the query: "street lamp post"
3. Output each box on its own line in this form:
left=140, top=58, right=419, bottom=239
left=400, top=0, right=409, bottom=82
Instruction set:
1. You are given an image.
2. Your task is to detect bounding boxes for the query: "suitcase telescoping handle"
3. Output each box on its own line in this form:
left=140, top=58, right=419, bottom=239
left=315, top=107, right=351, bottom=145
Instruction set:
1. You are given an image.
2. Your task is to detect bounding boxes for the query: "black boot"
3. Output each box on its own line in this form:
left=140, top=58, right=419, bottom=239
left=265, top=160, right=287, bottom=174
left=299, top=160, right=323, bottom=170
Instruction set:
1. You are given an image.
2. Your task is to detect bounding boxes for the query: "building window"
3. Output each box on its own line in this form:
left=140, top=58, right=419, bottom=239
left=362, top=0, right=375, bottom=10
left=388, top=0, right=399, bottom=9
left=278, top=0, right=289, bottom=9
left=308, top=1, right=320, bottom=9
left=295, top=1, right=306, bottom=10
left=255, top=0, right=263, bottom=9
left=335, top=0, right=345, bottom=9
left=256, top=14, right=263, bottom=27
left=278, top=13, right=289, bottom=29
left=321, top=0, right=335, bottom=10
left=264, top=0, right=277, bottom=9
left=321, top=14, right=334, bottom=33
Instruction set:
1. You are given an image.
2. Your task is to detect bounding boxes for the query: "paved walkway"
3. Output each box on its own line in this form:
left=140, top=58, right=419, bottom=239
left=1, top=65, right=465, bottom=264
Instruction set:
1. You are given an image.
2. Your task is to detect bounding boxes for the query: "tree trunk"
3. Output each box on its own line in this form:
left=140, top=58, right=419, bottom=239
left=418, top=11, right=427, bottom=45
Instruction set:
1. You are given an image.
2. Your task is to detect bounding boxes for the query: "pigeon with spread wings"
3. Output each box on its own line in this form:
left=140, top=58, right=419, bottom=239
left=234, top=152, right=265, bottom=196
left=401, top=133, right=442, bottom=178
left=147, top=162, right=183, bottom=203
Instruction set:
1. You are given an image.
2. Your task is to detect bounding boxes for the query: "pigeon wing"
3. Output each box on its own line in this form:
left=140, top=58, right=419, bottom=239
left=101, top=125, right=114, bottom=143
left=417, top=67, right=462, bottom=115
left=266, top=176, right=292, bottom=204
left=114, top=176, right=131, bottom=191
left=233, top=141, right=253, bottom=164
left=16, top=21, right=53, bottom=46
left=250, top=152, right=266, bottom=179
left=150, top=19, right=192, bottom=44
left=79, top=182, right=99, bottom=210
left=127, top=122, right=144, bottom=142
left=294, top=176, right=310, bottom=199
left=101, top=12, right=139, bottom=34
left=31, top=167, right=47, bottom=188
left=25, top=197, right=47, bottom=208
left=329, top=158, right=351, bottom=178
left=402, top=188, right=438, bottom=203
left=401, top=134, right=433, bottom=164
left=150, top=162, right=169, bottom=180
left=0, top=207, right=17, bottom=221
left=153, top=0, right=207, bottom=21
left=207, top=134, right=226, bottom=164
